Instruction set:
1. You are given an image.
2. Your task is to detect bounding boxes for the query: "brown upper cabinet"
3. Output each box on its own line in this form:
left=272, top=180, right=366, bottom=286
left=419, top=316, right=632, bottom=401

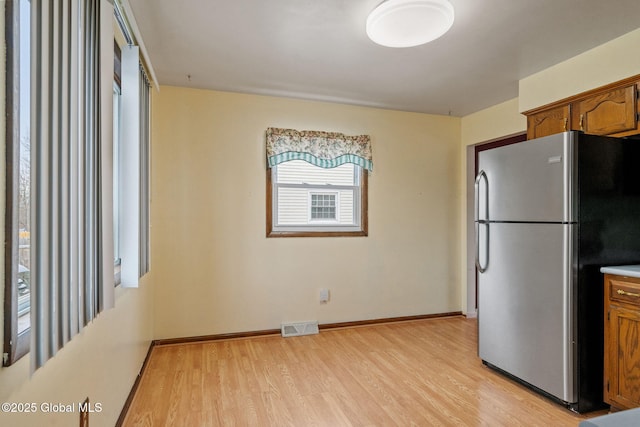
left=524, top=75, right=640, bottom=139
left=572, top=84, right=637, bottom=136
left=526, top=105, right=570, bottom=140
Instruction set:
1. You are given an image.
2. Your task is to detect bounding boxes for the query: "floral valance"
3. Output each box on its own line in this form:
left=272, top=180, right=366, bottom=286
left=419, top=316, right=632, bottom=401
left=266, top=127, right=373, bottom=171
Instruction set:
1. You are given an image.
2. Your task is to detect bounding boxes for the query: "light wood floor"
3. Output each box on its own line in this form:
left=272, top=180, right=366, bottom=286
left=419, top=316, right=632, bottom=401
left=122, top=316, right=607, bottom=426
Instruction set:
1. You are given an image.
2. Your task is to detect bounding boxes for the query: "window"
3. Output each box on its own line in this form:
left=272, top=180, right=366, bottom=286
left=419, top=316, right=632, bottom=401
left=310, top=193, right=338, bottom=221
left=4, top=0, right=31, bottom=366
left=270, top=161, right=362, bottom=232
left=3, top=0, right=152, bottom=369
left=117, top=44, right=152, bottom=286
left=114, top=0, right=152, bottom=286
left=266, top=128, right=372, bottom=237
left=113, top=41, right=122, bottom=284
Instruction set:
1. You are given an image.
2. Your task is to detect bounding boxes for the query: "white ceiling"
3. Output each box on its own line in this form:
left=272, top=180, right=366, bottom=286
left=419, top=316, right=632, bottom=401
left=127, top=0, right=640, bottom=116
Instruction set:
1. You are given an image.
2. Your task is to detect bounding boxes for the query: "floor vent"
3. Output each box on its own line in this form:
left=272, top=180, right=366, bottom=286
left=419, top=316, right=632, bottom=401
left=281, top=321, right=319, bottom=338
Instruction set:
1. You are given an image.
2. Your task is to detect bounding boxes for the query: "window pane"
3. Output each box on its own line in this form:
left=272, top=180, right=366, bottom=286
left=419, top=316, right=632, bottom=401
left=267, top=162, right=367, bottom=237
left=17, top=0, right=31, bottom=335
left=113, top=41, right=122, bottom=269
left=278, top=188, right=353, bottom=225
left=277, top=187, right=311, bottom=224
left=4, top=0, right=32, bottom=366
left=274, top=159, right=359, bottom=228
left=113, top=85, right=121, bottom=264
left=311, top=193, right=337, bottom=220
left=277, top=160, right=354, bottom=185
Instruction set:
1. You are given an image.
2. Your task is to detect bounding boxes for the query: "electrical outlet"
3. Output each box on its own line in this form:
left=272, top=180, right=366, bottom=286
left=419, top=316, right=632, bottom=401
left=319, top=288, right=330, bottom=303
left=79, top=397, right=89, bottom=427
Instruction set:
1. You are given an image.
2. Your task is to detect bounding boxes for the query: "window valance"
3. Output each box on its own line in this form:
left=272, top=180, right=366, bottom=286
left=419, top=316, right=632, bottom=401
left=266, top=127, right=373, bottom=171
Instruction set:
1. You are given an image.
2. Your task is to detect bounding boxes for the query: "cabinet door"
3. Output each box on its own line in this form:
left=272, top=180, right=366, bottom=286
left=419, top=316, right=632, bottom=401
left=606, top=305, right=640, bottom=409
left=573, top=85, right=638, bottom=135
left=526, top=105, right=570, bottom=140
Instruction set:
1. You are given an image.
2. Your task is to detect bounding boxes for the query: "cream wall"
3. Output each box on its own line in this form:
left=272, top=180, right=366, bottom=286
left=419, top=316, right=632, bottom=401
left=0, top=285, right=154, bottom=427
left=519, top=28, right=640, bottom=112
left=461, top=98, right=525, bottom=148
left=152, top=86, right=462, bottom=339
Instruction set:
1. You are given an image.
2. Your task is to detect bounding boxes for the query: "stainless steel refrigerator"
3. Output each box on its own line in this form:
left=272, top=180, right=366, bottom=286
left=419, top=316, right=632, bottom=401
left=475, top=131, right=640, bottom=413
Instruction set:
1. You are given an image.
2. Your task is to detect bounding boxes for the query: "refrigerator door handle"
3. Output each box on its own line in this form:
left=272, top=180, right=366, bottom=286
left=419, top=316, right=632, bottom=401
left=474, top=170, right=488, bottom=221
left=475, top=222, right=489, bottom=273
left=475, top=170, right=489, bottom=273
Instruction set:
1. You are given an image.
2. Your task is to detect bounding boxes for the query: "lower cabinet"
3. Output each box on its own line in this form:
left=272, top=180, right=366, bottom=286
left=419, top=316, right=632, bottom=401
left=604, top=274, right=640, bottom=411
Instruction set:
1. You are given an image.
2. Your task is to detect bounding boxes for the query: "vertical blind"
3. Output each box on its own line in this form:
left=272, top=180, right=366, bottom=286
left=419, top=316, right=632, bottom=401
left=31, top=0, right=114, bottom=370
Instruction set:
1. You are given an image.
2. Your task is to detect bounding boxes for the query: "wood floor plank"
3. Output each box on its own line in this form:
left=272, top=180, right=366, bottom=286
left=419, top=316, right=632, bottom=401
left=122, top=317, right=608, bottom=426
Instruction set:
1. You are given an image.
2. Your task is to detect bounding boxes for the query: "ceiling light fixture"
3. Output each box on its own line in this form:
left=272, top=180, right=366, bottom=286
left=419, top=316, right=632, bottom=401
left=366, top=0, right=455, bottom=48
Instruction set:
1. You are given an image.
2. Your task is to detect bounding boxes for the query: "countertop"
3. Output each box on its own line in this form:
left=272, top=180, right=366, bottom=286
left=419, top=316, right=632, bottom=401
left=600, top=265, right=640, bottom=278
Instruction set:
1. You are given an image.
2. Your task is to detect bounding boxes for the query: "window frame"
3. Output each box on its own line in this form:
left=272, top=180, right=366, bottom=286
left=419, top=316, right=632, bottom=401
left=111, top=0, right=152, bottom=288
left=266, top=165, right=368, bottom=238
left=3, top=0, right=30, bottom=366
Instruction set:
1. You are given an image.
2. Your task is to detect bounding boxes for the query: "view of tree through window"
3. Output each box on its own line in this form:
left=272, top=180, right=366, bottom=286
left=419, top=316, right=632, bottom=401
left=4, top=0, right=32, bottom=365
left=17, top=132, right=30, bottom=334
left=17, top=0, right=31, bottom=335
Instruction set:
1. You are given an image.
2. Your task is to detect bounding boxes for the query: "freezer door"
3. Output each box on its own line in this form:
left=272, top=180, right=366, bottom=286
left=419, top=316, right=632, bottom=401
left=477, top=132, right=575, bottom=223
left=478, top=222, right=576, bottom=403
